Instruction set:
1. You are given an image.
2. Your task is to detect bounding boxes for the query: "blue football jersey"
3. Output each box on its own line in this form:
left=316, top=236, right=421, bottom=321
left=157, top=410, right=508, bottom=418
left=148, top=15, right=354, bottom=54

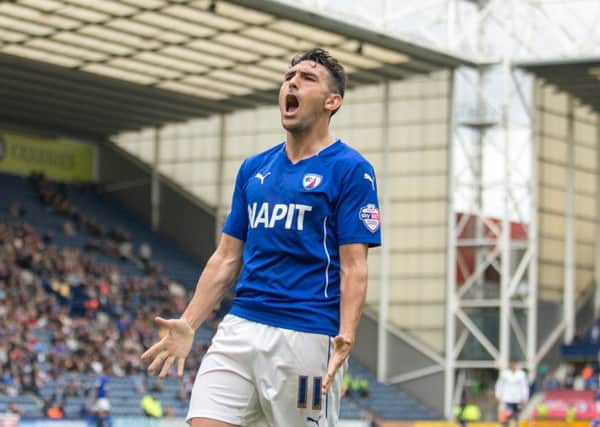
left=223, top=140, right=381, bottom=336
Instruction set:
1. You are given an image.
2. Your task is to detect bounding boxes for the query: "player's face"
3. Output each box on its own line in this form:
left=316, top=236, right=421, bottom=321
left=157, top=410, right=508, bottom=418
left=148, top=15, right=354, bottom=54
left=278, top=60, right=337, bottom=134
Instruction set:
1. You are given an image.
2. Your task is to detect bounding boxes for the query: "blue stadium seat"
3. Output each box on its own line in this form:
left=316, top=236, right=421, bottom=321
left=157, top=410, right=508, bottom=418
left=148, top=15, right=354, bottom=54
left=345, top=359, right=439, bottom=420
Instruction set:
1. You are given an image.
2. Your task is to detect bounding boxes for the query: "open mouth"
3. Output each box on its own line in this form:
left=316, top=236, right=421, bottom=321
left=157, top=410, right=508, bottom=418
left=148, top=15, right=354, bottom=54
left=285, top=94, right=299, bottom=114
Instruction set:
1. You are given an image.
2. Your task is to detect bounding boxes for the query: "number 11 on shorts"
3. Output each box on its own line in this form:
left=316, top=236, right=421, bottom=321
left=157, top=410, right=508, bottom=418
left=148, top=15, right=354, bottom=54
left=297, top=376, right=322, bottom=410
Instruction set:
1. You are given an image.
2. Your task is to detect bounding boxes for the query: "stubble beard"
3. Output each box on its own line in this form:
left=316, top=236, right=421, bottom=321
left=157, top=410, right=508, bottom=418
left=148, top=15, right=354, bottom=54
left=282, top=118, right=308, bottom=135
left=281, top=108, right=321, bottom=136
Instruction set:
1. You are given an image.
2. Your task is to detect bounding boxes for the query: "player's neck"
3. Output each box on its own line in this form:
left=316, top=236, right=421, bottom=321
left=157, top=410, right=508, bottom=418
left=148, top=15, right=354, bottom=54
left=285, top=126, right=334, bottom=164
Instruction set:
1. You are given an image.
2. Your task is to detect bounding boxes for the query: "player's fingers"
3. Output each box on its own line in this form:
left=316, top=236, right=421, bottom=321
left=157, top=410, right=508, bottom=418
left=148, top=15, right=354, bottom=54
left=322, top=355, right=342, bottom=393
left=154, top=316, right=171, bottom=328
left=322, top=364, right=339, bottom=394
left=141, top=340, right=164, bottom=360
left=159, top=355, right=176, bottom=378
left=176, top=357, right=186, bottom=377
left=322, top=372, right=333, bottom=394
left=147, top=350, right=169, bottom=372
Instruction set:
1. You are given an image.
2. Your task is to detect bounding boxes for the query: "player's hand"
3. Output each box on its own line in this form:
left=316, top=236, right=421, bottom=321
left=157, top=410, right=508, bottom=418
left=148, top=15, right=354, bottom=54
left=322, top=335, right=353, bottom=394
left=141, top=316, right=194, bottom=378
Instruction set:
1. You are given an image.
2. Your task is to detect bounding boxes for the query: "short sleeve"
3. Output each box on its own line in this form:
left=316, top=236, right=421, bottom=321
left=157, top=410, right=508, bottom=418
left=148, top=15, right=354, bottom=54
left=223, top=160, right=249, bottom=241
left=335, top=161, right=381, bottom=247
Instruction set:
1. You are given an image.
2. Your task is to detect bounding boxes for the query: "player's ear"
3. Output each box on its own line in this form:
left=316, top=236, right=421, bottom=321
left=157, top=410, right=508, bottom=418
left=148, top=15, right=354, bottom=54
left=324, top=93, right=342, bottom=114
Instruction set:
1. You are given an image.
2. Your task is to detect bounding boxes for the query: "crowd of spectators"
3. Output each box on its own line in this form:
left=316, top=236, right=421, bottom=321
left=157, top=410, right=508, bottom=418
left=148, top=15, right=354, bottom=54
left=540, top=362, right=600, bottom=392
left=0, top=173, right=223, bottom=419
left=342, top=373, right=370, bottom=399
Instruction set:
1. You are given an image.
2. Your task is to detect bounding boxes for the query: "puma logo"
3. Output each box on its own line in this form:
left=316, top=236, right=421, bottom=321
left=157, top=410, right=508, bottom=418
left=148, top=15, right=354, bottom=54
left=363, top=172, right=375, bottom=190
left=255, top=172, right=271, bottom=184
left=306, top=415, right=321, bottom=426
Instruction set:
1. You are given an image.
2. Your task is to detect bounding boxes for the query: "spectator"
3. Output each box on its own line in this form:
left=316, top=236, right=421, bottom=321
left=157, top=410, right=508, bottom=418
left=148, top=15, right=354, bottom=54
left=150, top=377, right=163, bottom=393
left=342, top=373, right=351, bottom=397
left=495, top=361, right=529, bottom=426
left=118, top=241, right=133, bottom=262
left=351, top=377, right=369, bottom=398
left=542, top=375, right=561, bottom=391
left=591, top=322, right=600, bottom=344
left=535, top=402, right=548, bottom=419
left=564, top=363, right=576, bottom=388
left=95, top=374, right=109, bottom=400
left=133, top=374, right=147, bottom=394
left=7, top=202, right=25, bottom=218
left=19, top=366, right=41, bottom=397
left=90, top=398, right=113, bottom=427
left=1, top=368, right=19, bottom=396
left=582, top=363, right=594, bottom=381
left=44, top=395, right=64, bottom=419
left=177, top=373, right=193, bottom=402
left=65, top=379, right=85, bottom=397
left=455, top=401, right=481, bottom=427
left=7, top=401, right=25, bottom=417
left=361, top=410, right=381, bottom=427
left=63, top=221, right=76, bottom=236
left=141, top=393, right=163, bottom=418
left=573, top=373, right=585, bottom=391
left=139, top=243, right=152, bottom=270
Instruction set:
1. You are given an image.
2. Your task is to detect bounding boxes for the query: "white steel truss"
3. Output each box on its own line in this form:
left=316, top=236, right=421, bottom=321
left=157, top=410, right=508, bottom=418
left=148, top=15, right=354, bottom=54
left=443, top=60, right=539, bottom=416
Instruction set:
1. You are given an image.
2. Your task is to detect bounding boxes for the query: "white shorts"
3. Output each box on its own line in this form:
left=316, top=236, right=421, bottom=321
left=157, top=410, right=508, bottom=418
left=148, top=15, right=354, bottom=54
left=186, top=314, right=344, bottom=426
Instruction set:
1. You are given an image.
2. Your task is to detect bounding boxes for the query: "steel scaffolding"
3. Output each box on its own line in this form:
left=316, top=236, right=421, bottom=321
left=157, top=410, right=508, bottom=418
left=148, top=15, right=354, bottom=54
left=443, top=60, right=539, bottom=416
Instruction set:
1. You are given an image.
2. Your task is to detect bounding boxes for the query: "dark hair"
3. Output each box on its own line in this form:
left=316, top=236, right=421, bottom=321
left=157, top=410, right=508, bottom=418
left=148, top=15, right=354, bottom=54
left=290, top=48, right=346, bottom=115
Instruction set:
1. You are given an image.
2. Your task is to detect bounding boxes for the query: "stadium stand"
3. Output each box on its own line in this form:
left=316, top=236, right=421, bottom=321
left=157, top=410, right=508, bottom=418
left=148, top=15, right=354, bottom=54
left=345, top=360, right=438, bottom=420
left=561, top=319, right=600, bottom=360
left=0, top=172, right=438, bottom=421
left=528, top=320, right=600, bottom=422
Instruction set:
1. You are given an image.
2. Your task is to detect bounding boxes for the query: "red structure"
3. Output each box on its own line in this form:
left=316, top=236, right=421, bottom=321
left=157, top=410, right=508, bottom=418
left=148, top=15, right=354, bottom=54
left=456, top=213, right=528, bottom=284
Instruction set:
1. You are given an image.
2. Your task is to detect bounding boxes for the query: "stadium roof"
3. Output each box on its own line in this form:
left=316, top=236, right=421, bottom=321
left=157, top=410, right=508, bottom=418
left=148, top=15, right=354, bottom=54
left=0, top=0, right=474, bottom=139
left=519, top=57, right=600, bottom=114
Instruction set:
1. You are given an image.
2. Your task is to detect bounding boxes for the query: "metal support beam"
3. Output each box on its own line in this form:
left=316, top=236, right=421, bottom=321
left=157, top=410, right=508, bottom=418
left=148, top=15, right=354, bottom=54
left=474, top=65, right=486, bottom=298
left=377, top=80, right=392, bottom=383
left=456, top=308, right=500, bottom=359
left=151, top=126, right=161, bottom=231
left=445, top=61, right=539, bottom=417
left=526, top=77, right=539, bottom=380
left=596, top=114, right=600, bottom=317
left=388, top=365, right=444, bottom=385
left=564, top=95, right=576, bottom=345
left=444, top=69, right=457, bottom=419
left=499, top=56, right=512, bottom=371
left=535, top=320, right=566, bottom=365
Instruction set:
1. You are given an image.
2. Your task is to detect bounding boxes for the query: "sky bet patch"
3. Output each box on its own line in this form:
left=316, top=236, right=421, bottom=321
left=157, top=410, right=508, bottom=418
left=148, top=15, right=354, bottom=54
left=359, top=204, right=380, bottom=233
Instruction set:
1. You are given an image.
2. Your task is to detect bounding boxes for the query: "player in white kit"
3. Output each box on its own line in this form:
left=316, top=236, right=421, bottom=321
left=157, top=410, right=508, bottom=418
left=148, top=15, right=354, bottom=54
left=142, top=48, right=381, bottom=426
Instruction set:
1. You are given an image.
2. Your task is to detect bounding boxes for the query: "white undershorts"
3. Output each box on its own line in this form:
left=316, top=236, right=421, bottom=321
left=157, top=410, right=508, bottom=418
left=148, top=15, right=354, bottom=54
left=186, top=314, right=344, bottom=426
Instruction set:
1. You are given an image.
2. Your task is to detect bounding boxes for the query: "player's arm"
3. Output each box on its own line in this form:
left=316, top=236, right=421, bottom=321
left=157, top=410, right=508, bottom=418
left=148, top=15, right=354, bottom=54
left=520, top=372, right=529, bottom=404
left=338, top=243, right=369, bottom=346
left=182, top=233, right=243, bottom=329
left=141, top=233, right=243, bottom=377
left=322, top=242, right=368, bottom=393
left=494, top=373, right=504, bottom=402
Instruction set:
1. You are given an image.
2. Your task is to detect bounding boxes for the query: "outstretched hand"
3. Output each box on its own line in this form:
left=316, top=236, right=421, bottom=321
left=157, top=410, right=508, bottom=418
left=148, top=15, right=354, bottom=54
left=141, top=316, right=194, bottom=378
left=321, top=335, right=353, bottom=394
